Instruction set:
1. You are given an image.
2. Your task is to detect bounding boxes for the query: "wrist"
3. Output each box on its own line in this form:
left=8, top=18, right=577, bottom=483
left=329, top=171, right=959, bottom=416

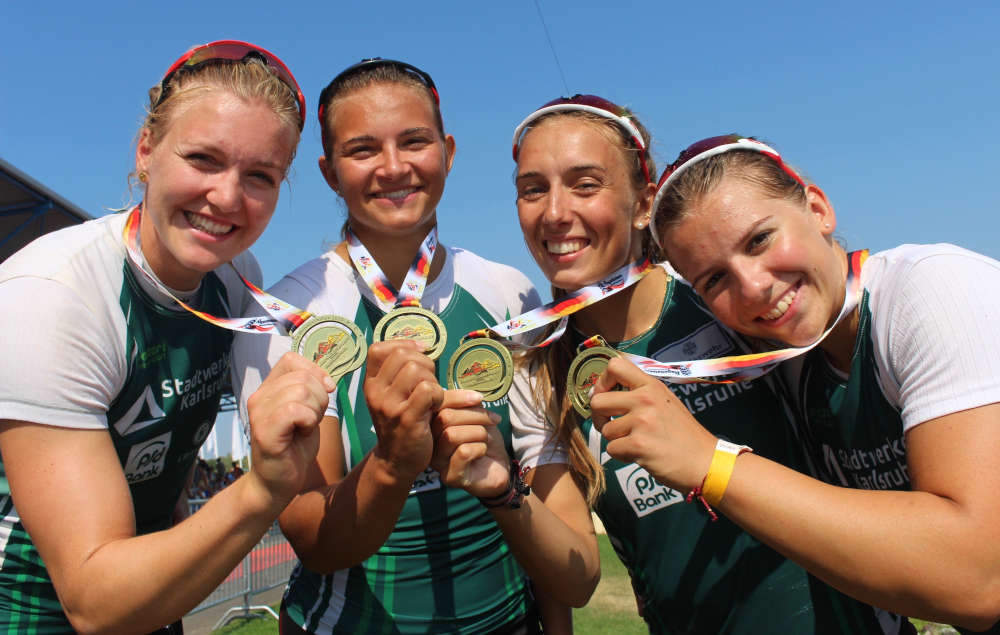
left=479, top=459, right=530, bottom=510
left=370, top=449, right=422, bottom=491
left=685, top=439, right=752, bottom=522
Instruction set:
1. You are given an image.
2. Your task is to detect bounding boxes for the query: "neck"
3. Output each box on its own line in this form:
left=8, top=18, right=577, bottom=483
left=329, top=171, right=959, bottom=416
left=137, top=207, right=202, bottom=292
left=337, top=224, right=445, bottom=290
left=570, top=266, right=666, bottom=344
left=819, top=247, right=857, bottom=372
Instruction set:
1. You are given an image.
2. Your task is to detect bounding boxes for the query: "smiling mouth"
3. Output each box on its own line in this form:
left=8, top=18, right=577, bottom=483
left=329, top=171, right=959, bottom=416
left=185, top=212, right=234, bottom=236
left=758, top=283, right=799, bottom=322
left=373, top=187, right=418, bottom=201
left=546, top=239, right=587, bottom=255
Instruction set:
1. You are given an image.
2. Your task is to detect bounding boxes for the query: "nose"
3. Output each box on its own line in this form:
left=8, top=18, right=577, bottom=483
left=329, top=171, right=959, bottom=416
left=376, top=145, right=407, bottom=181
left=542, top=185, right=571, bottom=227
left=206, top=170, right=243, bottom=215
left=731, top=259, right=772, bottom=304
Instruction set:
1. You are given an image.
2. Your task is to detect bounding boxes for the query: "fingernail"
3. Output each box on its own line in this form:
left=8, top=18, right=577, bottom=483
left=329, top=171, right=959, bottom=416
left=323, top=375, right=337, bottom=391
left=488, top=412, right=501, bottom=424
left=462, top=390, right=484, bottom=402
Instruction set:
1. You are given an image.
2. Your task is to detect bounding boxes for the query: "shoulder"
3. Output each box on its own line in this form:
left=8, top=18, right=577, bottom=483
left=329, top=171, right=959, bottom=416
left=448, top=246, right=539, bottom=309
left=271, top=251, right=360, bottom=312
left=0, top=213, right=126, bottom=285
left=863, top=243, right=1000, bottom=297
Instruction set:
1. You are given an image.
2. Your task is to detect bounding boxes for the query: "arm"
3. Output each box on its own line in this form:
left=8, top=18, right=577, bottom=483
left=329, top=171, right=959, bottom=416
left=0, top=352, right=332, bottom=635
left=431, top=409, right=600, bottom=608
left=278, top=340, right=451, bottom=572
left=591, top=358, right=1000, bottom=630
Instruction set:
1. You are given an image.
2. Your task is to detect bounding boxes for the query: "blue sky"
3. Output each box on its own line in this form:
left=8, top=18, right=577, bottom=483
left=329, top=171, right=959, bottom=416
left=5, top=1, right=999, bottom=454
left=5, top=0, right=1000, bottom=299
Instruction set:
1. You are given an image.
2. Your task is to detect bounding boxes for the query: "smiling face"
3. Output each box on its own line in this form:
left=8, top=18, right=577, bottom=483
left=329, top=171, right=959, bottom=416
left=319, top=82, right=455, bottom=243
left=515, top=116, right=652, bottom=291
left=662, top=175, right=846, bottom=346
left=135, top=90, right=295, bottom=290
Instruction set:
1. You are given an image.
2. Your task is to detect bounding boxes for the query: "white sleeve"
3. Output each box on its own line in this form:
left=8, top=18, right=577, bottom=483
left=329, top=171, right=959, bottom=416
left=0, top=277, right=121, bottom=429
left=871, top=249, right=1000, bottom=430
left=509, top=365, right=567, bottom=469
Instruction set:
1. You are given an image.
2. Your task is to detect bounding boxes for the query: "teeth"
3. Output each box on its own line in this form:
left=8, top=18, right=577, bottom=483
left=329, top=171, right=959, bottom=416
left=547, top=239, right=586, bottom=255
left=186, top=213, right=233, bottom=235
left=378, top=187, right=416, bottom=200
left=762, top=288, right=796, bottom=321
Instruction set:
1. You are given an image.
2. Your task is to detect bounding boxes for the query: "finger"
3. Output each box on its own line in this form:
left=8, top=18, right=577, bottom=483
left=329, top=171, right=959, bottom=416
left=432, top=409, right=498, bottom=440
left=591, top=356, right=651, bottom=396
left=440, top=389, right=486, bottom=410
left=265, top=351, right=335, bottom=392
left=366, top=340, right=428, bottom=379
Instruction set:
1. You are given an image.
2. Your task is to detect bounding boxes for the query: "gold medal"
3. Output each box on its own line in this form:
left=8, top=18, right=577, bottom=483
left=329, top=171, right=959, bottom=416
left=373, top=306, right=447, bottom=360
left=291, top=314, right=367, bottom=383
left=447, top=337, right=514, bottom=402
left=567, top=338, right=619, bottom=418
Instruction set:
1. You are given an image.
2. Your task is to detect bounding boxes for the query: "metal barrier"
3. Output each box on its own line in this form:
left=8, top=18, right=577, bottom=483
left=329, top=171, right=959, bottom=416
left=185, top=500, right=298, bottom=630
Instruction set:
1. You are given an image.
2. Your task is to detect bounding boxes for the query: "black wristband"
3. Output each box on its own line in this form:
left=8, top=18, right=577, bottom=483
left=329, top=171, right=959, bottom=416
left=479, top=459, right=530, bottom=509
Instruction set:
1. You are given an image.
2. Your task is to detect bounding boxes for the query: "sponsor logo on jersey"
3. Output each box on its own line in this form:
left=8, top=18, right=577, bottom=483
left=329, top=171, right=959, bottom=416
left=615, top=464, right=683, bottom=517
left=112, top=385, right=166, bottom=436
left=822, top=437, right=910, bottom=490
left=409, top=467, right=442, bottom=495
left=124, top=431, right=171, bottom=484
left=653, top=321, right=735, bottom=363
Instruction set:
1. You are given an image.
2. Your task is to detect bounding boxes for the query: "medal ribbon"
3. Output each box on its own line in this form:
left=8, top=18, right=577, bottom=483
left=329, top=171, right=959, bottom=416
left=465, top=258, right=656, bottom=350
left=345, top=227, right=437, bottom=311
left=620, top=250, right=869, bottom=384
left=122, top=206, right=312, bottom=334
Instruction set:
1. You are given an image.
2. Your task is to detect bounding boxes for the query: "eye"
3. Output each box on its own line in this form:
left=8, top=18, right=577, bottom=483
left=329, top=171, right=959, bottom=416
left=343, top=144, right=375, bottom=159
left=702, top=271, right=724, bottom=293
left=516, top=182, right=547, bottom=201
left=186, top=152, right=219, bottom=168
left=248, top=170, right=279, bottom=187
left=572, top=177, right=601, bottom=194
left=747, top=230, right=772, bottom=252
left=402, top=135, right=432, bottom=149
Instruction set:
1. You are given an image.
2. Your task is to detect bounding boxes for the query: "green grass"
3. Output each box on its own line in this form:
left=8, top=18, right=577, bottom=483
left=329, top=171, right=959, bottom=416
left=572, top=534, right=646, bottom=634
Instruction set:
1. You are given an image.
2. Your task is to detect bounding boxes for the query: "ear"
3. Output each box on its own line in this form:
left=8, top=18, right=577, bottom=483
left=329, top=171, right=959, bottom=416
left=632, top=181, right=658, bottom=230
left=318, top=155, right=340, bottom=194
left=444, top=134, right=457, bottom=173
left=805, top=184, right=836, bottom=236
left=135, top=127, right=153, bottom=175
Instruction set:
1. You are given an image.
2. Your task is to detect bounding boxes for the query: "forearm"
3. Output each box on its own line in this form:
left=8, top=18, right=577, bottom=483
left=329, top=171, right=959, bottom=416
left=279, top=451, right=414, bottom=573
left=718, top=454, right=1000, bottom=629
left=491, top=496, right=600, bottom=607
left=59, top=472, right=285, bottom=634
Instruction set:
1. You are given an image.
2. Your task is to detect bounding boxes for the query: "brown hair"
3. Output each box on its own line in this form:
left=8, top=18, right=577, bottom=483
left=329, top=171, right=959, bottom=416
left=140, top=56, right=302, bottom=164
left=317, top=62, right=445, bottom=161
left=652, top=150, right=806, bottom=255
left=517, top=108, right=658, bottom=505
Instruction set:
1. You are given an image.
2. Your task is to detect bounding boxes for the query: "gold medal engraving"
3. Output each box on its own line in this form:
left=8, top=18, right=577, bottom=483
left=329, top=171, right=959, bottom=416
left=567, top=342, right=619, bottom=418
left=373, top=307, right=447, bottom=360
left=447, top=337, right=514, bottom=402
left=291, top=315, right=367, bottom=383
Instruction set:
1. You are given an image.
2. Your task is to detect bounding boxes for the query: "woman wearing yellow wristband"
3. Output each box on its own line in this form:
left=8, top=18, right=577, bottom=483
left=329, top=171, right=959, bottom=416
left=594, top=134, right=1000, bottom=632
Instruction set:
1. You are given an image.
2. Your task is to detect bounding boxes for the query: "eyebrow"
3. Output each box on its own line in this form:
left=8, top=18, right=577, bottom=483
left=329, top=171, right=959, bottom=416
left=515, top=164, right=606, bottom=183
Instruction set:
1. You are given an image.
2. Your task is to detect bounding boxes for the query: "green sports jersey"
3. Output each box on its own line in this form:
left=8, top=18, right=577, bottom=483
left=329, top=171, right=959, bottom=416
left=0, top=213, right=251, bottom=633
left=578, top=274, right=892, bottom=634
left=245, top=247, right=540, bottom=634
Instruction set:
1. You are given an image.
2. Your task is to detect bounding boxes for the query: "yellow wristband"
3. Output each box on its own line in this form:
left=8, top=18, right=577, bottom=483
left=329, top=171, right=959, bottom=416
left=701, top=439, right=753, bottom=506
